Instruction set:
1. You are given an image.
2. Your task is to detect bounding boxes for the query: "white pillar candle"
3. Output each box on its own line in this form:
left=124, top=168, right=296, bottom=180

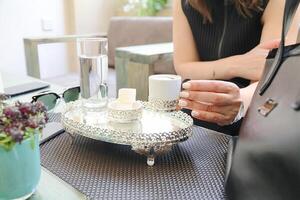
left=148, top=74, right=182, bottom=101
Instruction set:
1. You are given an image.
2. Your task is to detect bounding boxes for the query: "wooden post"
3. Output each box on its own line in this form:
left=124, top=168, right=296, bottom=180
left=24, top=39, right=40, bottom=78
left=127, top=61, right=154, bottom=101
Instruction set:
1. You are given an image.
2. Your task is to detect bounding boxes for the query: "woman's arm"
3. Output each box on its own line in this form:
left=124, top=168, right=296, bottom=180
left=173, top=0, right=299, bottom=81
left=240, top=82, right=258, bottom=111
left=176, top=0, right=300, bottom=125
left=173, top=0, right=237, bottom=80
left=260, top=0, right=300, bottom=45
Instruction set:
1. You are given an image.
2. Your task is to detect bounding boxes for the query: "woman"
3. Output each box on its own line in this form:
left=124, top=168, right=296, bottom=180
left=174, top=0, right=300, bottom=134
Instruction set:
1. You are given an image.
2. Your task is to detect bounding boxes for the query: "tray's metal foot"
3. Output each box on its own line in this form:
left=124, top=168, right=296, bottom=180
left=132, top=144, right=173, bottom=166
left=147, top=147, right=156, bottom=166
left=66, top=131, right=75, bottom=145
left=147, top=156, right=155, bottom=166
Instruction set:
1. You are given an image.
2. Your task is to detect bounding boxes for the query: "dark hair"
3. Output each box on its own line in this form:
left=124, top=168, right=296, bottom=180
left=187, top=0, right=264, bottom=22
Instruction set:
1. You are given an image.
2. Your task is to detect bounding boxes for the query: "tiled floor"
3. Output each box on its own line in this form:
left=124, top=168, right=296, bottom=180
left=44, top=68, right=117, bottom=98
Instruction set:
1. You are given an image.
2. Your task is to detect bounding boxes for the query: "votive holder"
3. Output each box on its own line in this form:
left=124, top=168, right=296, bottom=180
left=107, top=101, right=143, bottom=123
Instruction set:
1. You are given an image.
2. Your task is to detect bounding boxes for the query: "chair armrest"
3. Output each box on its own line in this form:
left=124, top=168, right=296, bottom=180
left=23, top=33, right=106, bottom=78
left=115, top=42, right=173, bottom=64
left=116, top=42, right=174, bottom=74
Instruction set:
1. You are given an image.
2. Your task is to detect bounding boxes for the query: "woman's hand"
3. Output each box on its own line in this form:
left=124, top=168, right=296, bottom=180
left=232, top=39, right=280, bottom=81
left=178, top=80, right=242, bottom=126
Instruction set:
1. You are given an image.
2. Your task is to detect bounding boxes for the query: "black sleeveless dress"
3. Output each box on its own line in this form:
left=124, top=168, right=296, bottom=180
left=181, top=0, right=269, bottom=135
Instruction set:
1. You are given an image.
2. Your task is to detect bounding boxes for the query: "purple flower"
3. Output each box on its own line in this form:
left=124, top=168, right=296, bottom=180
left=18, top=102, right=33, bottom=116
left=7, top=127, right=24, bottom=143
left=3, top=106, right=21, bottom=119
left=26, top=118, right=39, bottom=129
left=0, top=100, right=47, bottom=148
left=34, top=101, right=47, bottom=113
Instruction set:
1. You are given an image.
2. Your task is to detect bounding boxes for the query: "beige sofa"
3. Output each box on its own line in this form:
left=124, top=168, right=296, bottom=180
left=107, top=16, right=174, bottom=74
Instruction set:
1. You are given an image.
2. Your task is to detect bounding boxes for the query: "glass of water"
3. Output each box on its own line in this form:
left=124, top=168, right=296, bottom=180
left=77, top=37, right=108, bottom=110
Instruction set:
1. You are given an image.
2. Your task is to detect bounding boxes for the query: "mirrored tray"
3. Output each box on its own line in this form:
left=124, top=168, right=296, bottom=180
left=62, top=100, right=193, bottom=166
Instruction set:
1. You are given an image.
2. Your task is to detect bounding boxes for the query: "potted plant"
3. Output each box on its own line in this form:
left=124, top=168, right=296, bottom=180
left=123, top=0, right=169, bottom=16
left=0, top=95, right=48, bottom=200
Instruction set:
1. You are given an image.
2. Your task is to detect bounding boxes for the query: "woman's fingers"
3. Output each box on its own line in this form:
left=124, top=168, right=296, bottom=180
left=180, top=90, right=239, bottom=106
left=191, top=110, right=230, bottom=126
left=179, top=80, right=242, bottom=125
left=178, top=99, right=241, bottom=125
left=182, top=80, right=239, bottom=94
left=178, top=99, right=240, bottom=115
left=179, top=99, right=214, bottom=112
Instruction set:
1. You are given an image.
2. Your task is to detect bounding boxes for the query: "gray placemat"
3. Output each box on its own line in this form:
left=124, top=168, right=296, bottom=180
left=48, top=112, right=61, bottom=123
left=40, top=127, right=230, bottom=200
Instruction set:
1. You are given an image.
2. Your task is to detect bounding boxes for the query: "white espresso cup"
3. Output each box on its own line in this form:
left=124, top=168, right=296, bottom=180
left=148, top=74, right=182, bottom=111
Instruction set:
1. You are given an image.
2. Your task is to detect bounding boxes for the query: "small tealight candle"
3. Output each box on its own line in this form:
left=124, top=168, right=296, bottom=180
left=117, top=88, right=136, bottom=105
left=108, top=88, right=142, bottom=122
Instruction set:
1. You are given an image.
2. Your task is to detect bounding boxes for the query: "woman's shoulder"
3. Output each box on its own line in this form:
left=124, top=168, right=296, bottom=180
left=180, top=0, right=190, bottom=13
left=180, top=0, right=202, bottom=18
left=262, top=0, right=270, bottom=8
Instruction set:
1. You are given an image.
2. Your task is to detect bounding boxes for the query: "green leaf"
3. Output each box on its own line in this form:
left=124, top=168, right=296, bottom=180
left=30, top=132, right=35, bottom=150
left=0, top=136, right=15, bottom=151
left=130, top=0, right=168, bottom=16
left=0, top=135, right=12, bottom=144
left=0, top=133, right=7, bottom=139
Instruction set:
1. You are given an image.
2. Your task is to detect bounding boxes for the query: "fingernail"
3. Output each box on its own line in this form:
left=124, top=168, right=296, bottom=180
left=191, top=111, right=199, bottom=117
left=178, top=100, right=187, bottom=107
left=182, top=82, right=191, bottom=89
left=180, top=91, right=189, bottom=98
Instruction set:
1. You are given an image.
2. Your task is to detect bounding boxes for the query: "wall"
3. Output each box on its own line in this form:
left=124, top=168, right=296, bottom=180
left=0, top=0, right=173, bottom=80
left=73, top=0, right=115, bottom=34
left=0, top=0, right=71, bottom=79
left=0, top=0, right=117, bottom=79
left=64, top=0, right=115, bottom=73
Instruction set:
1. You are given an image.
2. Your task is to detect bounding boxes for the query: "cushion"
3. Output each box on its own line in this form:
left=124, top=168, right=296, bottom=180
left=107, top=17, right=173, bottom=67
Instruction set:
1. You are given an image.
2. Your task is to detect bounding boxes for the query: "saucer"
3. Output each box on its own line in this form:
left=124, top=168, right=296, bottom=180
left=148, top=98, right=178, bottom=112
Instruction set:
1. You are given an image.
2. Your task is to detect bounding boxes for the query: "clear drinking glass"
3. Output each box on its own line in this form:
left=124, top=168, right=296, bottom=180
left=77, top=38, right=108, bottom=110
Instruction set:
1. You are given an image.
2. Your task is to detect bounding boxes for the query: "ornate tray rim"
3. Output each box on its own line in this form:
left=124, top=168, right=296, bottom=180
left=61, top=100, right=194, bottom=147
